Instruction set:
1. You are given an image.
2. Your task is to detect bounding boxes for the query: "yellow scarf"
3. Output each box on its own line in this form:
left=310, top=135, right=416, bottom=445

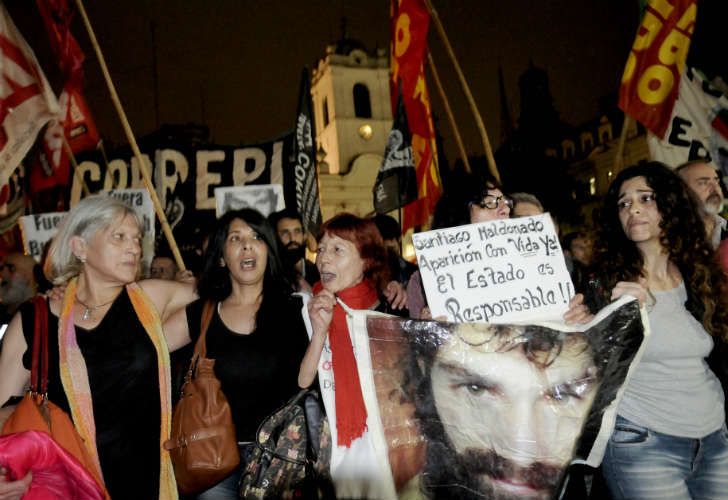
left=58, top=278, right=178, bottom=500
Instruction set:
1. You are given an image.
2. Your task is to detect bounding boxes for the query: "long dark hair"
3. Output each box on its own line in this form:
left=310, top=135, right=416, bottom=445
left=196, top=209, right=292, bottom=317
left=593, top=162, right=728, bottom=340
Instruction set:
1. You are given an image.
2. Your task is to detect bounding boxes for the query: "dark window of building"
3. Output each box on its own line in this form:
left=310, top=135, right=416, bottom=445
left=322, top=97, right=330, bottom=127
left=353, top=83, right=372, bottom=118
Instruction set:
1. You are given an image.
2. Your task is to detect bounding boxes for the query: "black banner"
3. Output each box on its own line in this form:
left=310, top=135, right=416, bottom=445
left=373, top=87, right=417, bottom=214
left=289, top=68, right=322, bottom=235
left=70, top=132, right=294, bottom=267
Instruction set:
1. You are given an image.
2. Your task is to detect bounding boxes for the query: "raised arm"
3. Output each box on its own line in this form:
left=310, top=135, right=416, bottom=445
left=298, top=290, right=335, bottom=388
left=139, top=278, right=197, bottom=323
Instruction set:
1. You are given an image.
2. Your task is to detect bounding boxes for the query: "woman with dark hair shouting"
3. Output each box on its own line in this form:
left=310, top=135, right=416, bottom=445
left=588, top=162, right=728, bottom=499
left=163, top=209, right=310, bottom=499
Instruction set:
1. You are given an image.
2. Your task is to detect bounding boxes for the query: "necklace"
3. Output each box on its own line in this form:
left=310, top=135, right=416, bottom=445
left=75, top=295, right=117, bottom=321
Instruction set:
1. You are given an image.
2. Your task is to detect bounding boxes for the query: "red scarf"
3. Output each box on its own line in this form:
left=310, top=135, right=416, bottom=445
left=313, top=280, right=377, bottom=447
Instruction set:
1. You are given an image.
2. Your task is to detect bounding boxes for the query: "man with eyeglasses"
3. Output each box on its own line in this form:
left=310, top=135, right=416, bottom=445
left=676, top=161, right=726, bottom=249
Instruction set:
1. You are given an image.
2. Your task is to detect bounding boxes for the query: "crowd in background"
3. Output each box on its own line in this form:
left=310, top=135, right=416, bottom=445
left=0, top=158, right=726, bottom=499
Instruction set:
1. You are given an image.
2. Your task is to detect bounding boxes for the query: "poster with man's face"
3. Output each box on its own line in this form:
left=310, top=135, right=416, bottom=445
left=364, top=297, right=646, bottom=500
left=214, top=184, right=284, bottom=218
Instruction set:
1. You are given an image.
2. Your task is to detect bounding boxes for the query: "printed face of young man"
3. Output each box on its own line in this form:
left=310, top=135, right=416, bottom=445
left=429, top=324, right=598, bottom=499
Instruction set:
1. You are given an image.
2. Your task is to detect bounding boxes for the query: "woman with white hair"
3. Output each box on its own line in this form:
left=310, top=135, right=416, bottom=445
left=0, top=195, right=196, bottom=500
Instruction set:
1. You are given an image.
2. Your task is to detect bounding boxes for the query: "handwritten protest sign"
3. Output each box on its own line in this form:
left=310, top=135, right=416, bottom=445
left=412, top=214, right=573, bottom=323
left=214, top=184, right=284, bottom=218
left=19, top=212, right=67, bottom=261
left=105, top=188, right=155, bottom=274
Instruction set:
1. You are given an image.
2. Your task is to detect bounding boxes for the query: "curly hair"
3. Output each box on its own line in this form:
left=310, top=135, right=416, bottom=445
left=593, top=162, right=728, bottom=340
left=318, top=213, right=390, bottom=292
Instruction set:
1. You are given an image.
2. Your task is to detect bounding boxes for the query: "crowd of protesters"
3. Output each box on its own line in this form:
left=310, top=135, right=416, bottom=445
left=0, top=158, right=726, bottom=499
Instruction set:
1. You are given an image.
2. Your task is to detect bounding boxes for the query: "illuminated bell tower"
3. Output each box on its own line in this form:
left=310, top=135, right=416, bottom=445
left=311, top=38, right=392, bottom=220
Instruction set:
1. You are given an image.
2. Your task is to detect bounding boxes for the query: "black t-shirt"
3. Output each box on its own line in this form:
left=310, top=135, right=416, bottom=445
left=20, top=292, right=161, bottom=500
left=185, top=294, right=309, bottom=442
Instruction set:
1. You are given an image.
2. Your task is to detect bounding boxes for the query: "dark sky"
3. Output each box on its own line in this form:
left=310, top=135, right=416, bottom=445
left=10, top=0, right=638, bottom=160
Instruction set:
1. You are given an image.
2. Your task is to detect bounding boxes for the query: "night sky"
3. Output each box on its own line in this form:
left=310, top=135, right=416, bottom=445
left=9, top=0, right=639, bottom=161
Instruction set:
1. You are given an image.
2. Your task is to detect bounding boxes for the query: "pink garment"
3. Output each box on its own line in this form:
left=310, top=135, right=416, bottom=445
left=0, top=431, right=104, bottom=500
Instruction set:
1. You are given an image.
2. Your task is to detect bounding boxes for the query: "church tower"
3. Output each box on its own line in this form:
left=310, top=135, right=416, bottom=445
left=311, top=37, right=392, bottom=220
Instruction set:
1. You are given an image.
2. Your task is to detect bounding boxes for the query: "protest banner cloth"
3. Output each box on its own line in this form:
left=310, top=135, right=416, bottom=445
left=67, top=133, right=293, bottom=255
left=356, top=296, right=648, bottom=499
left=18, top=211, right=66, bottom=261
left=412, top=213, right=573, bottom=324
left=288, top=68, right=322, bottom=235
left=618, top=0, right=696, bottom=139
left=640, top=1, right=728, bottom=176
left=214, top=184, right=284, bottom=218
left=373, top=84, right=418, bottom=214
left=390, top=0, right=441, bottom=230
left=0, top=3, right=59, bottom=191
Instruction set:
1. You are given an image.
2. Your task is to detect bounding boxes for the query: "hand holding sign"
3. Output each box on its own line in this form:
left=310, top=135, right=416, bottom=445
left=413, top=214, right=574, bottom=323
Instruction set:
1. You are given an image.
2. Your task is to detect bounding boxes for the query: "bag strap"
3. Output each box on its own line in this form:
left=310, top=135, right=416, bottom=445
left=29, top=296, right=49, bottom=395
left=183, top=300, right=216, bottom=384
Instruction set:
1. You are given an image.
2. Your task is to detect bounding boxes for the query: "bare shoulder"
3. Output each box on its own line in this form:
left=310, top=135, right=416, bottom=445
left=137, top=278, right=197, bottom=321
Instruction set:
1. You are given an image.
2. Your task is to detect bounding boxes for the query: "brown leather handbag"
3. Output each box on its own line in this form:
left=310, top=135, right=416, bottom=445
left=163, top=300, right=239, bottom=494
left=1, top=296, right=109, bottom=499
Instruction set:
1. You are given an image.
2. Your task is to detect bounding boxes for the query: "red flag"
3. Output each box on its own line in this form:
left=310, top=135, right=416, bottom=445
left=618, top=0, right=697, bottom=139
left=36, top=0, right=85, bottom=88
left=390, top=0, right=441, bottom=230
left=31, top=86, right=99, bottom=192
left=0, top=3, right=59, bottom=190
left=31, top=0, right=99, bottom=195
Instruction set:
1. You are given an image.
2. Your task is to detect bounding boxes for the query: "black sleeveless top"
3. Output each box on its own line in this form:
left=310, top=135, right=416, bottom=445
left=185, top=294, right=309, bottom=442
left=20, top=290, right=161, bottom=500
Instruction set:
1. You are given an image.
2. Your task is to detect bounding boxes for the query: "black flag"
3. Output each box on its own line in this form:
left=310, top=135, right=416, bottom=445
left=373, top=87, right=417, bottom=214
left=290, top=68, right=322, bottom=235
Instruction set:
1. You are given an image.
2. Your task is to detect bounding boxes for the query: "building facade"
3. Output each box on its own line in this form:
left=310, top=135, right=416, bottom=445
left=311, top=39, right=393, bottom=221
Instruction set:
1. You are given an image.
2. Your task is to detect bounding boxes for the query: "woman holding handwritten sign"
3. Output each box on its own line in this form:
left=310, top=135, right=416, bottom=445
left=406, top=178, right=513, bottom=319
left=588, top=162, right=728, bottom=499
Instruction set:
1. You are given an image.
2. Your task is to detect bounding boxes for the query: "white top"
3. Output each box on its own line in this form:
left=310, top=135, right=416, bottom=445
left=301, top=294, right=398, bottom=500
left=618, top=283, right=724, bottom=438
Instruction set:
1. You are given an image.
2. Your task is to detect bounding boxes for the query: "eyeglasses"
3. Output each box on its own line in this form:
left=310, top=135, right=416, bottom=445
left=471, top=195, right=514, bottom=210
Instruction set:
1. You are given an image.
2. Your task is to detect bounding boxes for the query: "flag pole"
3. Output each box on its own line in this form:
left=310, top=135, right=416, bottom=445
left=427, top=51, right=471, bottom=173
left=423, top=0, right=500, bottom=183
left=61, top=134, right=91, bottom=197
left=74, top=0, right=186, bottom=271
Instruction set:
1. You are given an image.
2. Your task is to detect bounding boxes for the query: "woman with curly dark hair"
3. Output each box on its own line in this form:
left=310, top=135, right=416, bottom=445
left=588, top=162, right=728, bottom=499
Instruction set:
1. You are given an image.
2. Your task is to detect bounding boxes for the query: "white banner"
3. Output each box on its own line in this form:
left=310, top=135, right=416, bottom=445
left=214, top=183, right=284, bottom=218
left=648, top=67, right=728, bottom=180
left=412, top=214, right=574, bottom=324
left=18, top=211, right=66, bottom=261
